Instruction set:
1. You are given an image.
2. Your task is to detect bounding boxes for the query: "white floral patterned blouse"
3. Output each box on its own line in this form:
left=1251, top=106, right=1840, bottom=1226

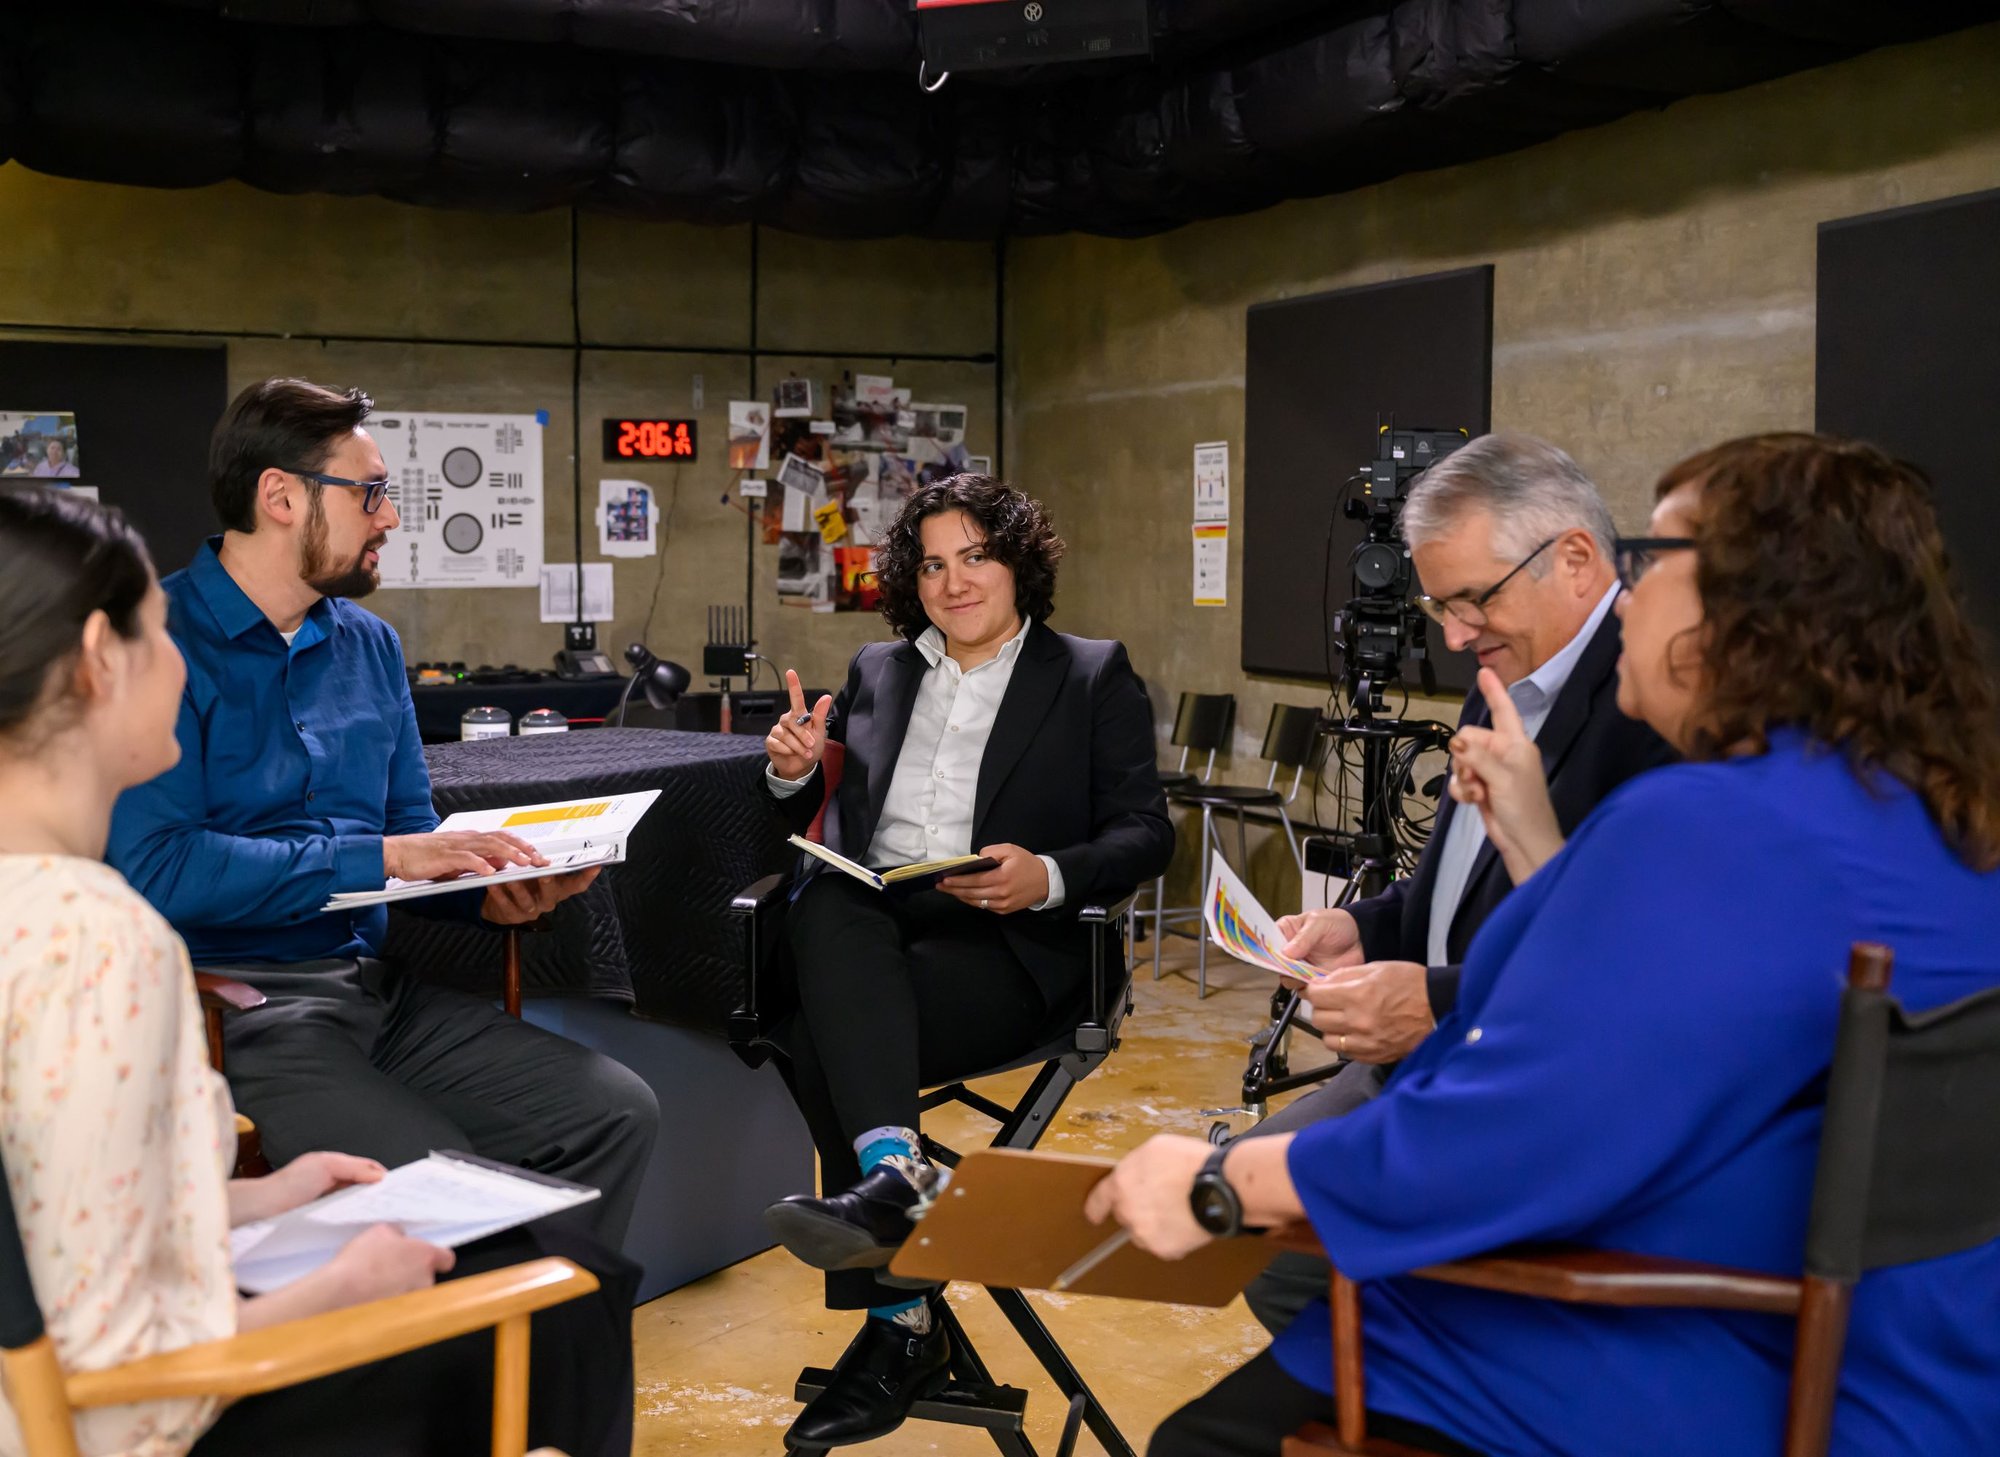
left=0, top=855, right=237, bottom=1457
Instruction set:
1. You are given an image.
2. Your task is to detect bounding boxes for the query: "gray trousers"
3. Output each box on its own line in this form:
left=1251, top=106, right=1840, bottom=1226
left=1240, top=1059, right=1390, bottom=1336
left=209, top=958, right=660, bottom=1249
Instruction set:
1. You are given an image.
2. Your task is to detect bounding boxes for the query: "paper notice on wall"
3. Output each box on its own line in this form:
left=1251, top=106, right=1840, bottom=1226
left=728, top=401, right=771, bottom=470
left=1194, top=441, right=1230, bottom=524
left=1193, top=524, right=1228, bottom=606
left=596, top=479, right=659, bottom=558
left=539, top=562, right=614, bottom=623
left=372, top=411, right=544, bottom=589
left=782, top=485, right=812, bottom=533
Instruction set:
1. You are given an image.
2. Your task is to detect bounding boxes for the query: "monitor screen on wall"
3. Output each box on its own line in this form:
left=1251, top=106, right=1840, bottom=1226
left=1241, top=266, right=1493, bottom=690
left=1817, top=187, right=2000, bottom=673
left=0, top=342, right=227, bottom=574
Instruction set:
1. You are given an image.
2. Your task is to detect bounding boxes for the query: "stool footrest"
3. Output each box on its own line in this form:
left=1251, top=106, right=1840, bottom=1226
left=793, top=1368, right=1029, bottom=1432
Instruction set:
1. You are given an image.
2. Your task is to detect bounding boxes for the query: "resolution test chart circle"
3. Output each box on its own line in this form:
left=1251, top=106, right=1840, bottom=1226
left=441, top=446, right=484, bottom=488
left=442, top=513, right=484, bottom=554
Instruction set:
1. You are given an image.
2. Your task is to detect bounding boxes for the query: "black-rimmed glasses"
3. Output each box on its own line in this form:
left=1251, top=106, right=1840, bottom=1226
left=289, top=468, right=391, bottom=514
left=1415, top=536, right=1558, bottom=630
left=1614, top=536, right=1695, bottom=590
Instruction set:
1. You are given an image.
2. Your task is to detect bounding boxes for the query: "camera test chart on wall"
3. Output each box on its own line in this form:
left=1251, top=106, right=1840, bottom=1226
left=371, top=410, right=545, bottom=590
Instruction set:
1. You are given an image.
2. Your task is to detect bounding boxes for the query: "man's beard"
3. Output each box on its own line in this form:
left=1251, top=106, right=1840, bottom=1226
left=300, top=494, right=384, bottom=600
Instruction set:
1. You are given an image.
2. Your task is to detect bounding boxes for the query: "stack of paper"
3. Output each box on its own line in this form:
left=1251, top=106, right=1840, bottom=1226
left=230, top=1150, right=600, bottom=1294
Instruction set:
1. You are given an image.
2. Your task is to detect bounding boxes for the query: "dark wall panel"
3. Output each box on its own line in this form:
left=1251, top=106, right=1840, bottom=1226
left=1817, top=187, right=2000, bottom=671
left=1242, top=266, right=1493, bottom=687
left=0, top=341, right=228, bottom=573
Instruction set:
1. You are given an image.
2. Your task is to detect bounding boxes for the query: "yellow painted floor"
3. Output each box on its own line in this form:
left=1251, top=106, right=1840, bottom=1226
left=632, top=935, right=1334, bottom=1455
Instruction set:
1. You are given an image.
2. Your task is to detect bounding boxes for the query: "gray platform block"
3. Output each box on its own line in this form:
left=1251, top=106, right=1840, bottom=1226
left=521, top=998, right=813, bottom=1304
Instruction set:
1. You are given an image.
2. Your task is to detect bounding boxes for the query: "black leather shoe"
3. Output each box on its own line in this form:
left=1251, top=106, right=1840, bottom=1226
left=787, top=1310, right=951, bottom=1449
left=765, top=1157, right=937, bottom=1272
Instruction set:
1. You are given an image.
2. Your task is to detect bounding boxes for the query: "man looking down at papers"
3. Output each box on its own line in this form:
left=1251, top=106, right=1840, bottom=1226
left=756, top=475, right=1173, bottom=1449
left=1237, top=433, right=1675, bottom=1337
left=107, top=378, right=658, bottom=1247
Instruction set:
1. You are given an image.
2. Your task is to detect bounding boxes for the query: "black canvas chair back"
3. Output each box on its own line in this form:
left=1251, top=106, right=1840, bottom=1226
left=1806, top=951, right=2000, bottom=1284
left=0, top=1149, right=44, bottom=1355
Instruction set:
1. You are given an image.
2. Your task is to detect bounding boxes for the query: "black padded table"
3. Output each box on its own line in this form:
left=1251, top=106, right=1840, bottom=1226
left=383, top=729, right=793, bottom=1032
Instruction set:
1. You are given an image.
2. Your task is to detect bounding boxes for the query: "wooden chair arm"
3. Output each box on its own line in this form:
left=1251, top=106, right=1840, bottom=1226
left=193, top=974, right=267, bottom=1014
left=1411, top=1245, right=1802, bottom=1314
left=1264, top=1227, right=1801, bottom=1316
left=65, top=1258, right=598, bottom=1408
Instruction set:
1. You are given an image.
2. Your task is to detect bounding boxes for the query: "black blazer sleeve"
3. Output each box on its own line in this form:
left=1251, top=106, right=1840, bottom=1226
left=1045, top=643, right=1175, bottom=906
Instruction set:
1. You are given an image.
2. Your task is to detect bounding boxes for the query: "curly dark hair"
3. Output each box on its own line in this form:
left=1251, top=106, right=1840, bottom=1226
left=873, top=475, right=1065, bottom=639
left=1659, top=432, right=2000, bottom=870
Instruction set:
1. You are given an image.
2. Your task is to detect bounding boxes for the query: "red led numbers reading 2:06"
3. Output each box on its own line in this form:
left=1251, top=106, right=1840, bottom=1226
left=601, top=418, right=698, bottom=462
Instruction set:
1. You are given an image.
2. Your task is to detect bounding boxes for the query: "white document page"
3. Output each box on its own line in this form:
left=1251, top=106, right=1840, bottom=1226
left=230, top=1151, right=600, bottom=1295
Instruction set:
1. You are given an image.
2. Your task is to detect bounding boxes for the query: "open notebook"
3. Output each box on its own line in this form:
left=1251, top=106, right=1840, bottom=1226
left=789, top=835, right=995, bottom=892
left=322, top=790, right=660, bottom=910
left=229, top=1150, right=600, bottom=1294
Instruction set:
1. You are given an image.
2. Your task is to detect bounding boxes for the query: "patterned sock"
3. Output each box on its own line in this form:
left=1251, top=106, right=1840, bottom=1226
left=868, top=1295, right=936, bottom=1332
left=854, top=1124, right=924, bottom=1174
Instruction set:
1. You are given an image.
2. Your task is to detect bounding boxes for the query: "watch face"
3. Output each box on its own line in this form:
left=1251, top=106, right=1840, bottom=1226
left=1191, top=1180, right=1233, bottom=1235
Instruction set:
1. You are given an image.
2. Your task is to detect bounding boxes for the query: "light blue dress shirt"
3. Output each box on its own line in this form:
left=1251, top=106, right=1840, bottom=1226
left=1424, top=581, right=1620, bottom=966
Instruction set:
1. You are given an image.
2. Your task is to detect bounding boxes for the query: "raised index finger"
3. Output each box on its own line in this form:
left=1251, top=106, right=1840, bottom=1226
left=1477, top=667, right=1527, bottom=739
left=785, top=668, right=806, bottom=718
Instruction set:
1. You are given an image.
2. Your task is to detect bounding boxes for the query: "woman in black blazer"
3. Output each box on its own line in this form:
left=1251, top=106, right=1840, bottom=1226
left=759, top=475, right=1173, bottom=1448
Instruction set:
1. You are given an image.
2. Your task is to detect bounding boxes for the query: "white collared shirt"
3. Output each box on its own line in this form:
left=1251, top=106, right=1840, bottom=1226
left=1424, top=580, right=1621, bottom=966
left=769, top=617, right=1065, bottom=908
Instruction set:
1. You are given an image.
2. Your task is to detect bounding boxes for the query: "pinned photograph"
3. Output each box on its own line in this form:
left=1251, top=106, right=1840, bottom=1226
left=773, top=377, right=816, bottom=417
left=0, top=411, right=80, bottom=478
left=596, top=479, right=659, bottom=558
left=910, top=403, right=968, bottom=448
left=777, top=533, right=832, bottom=604
left=835, top=546, right=881, bottom=611
left=777, top=451, right=827, bottom=497
left=728, top=400, right=771, bottom=470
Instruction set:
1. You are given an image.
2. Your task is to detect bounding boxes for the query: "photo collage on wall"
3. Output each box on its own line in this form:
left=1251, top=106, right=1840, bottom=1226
left=745, top=372, right=978, bottom=613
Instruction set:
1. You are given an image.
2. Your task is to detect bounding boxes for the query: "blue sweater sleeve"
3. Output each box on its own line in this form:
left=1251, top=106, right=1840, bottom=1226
left=1286, top=773, right=1852, bottom=1278
left=108, top=692, right=385, bottom=931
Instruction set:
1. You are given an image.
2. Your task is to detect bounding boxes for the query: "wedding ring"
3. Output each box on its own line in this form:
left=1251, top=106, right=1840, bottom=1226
left=1339, top=1034, right=1348, bottom=1055
left=981, top=897, right=991, bottom=910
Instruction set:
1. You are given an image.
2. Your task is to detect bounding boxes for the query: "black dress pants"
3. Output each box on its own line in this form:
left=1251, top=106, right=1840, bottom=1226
left=208, top=957, right=660, bottom=1249
left=191, top=1223, right=639, bottom=1457
left=1147, top=1348, right=1482, bottom=1457
left=778, top=874, right=1083, bottom=1309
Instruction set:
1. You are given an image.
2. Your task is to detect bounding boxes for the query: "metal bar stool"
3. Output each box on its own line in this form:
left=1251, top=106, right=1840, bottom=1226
left=1160, top=703, right=1319, bottom=997
left=1139, top=692, right=1235, bottom=977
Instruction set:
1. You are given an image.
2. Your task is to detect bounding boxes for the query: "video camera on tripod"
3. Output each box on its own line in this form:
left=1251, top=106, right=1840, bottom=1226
left=1332, top=426, right=1468, bottom=712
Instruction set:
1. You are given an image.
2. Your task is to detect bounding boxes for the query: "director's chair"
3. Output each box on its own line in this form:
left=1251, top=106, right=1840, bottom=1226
left=729, top=865, right=1140, bottom=1457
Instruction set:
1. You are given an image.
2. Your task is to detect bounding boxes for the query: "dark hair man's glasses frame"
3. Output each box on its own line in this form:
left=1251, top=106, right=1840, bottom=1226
left=288, top=468, right=390, bottom=515
left=1614, top=537, right=1696, bottom=590
left=1415, top=536, right=1559, bottom=629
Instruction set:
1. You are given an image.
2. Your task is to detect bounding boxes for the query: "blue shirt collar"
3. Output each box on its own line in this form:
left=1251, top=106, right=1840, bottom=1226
left=187, top=535, right=338, bottom=646
left=1514, top=579, right=1620, bottom=711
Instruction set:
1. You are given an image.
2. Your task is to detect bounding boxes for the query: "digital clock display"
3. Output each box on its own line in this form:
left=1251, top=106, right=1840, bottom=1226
left=603, top=418, right=698, bottom=461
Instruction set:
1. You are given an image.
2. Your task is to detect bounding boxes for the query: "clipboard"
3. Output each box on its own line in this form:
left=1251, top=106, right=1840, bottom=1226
left=888, top=1148, right=1279, bottom=1307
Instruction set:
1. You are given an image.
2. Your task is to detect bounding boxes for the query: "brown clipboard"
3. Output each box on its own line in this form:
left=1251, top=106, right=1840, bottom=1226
left=888, top=1148, right=1279, bottom=1307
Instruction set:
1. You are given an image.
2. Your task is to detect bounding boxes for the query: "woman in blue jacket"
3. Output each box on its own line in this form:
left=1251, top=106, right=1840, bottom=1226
left=1091, top=433, right=2000, bottom=1457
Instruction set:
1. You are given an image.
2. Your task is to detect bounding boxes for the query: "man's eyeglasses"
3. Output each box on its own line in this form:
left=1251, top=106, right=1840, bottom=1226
left=289, top=468, right=391, bottom=515
left=1415, top=537, right=1557, bottom=630
left=1614, top=536, right=1696, bottom=590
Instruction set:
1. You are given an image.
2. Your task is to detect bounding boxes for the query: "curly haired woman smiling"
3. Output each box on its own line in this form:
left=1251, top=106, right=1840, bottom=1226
left=755, top=474, right=1174, bottom=1449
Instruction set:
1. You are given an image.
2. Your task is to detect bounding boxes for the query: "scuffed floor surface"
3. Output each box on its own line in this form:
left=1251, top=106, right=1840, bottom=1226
left=632, top=935, right=1336, bottom=1454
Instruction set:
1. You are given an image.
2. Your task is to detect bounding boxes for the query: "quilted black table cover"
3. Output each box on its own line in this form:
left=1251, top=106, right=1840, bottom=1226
left=382, top=729, right=792, bottom=1034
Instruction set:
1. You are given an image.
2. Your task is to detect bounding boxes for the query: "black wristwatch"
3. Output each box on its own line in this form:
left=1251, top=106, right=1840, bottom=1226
left=1189, top=1144, right=1248, bottom=1237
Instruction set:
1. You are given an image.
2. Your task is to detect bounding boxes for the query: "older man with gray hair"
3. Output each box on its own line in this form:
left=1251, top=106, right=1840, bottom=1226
left=1237, top=430, right=1677, bottom=1336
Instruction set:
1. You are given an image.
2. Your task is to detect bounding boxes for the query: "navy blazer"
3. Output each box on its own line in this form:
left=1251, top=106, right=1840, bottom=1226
left=1345, top=602, right=1678, bottom=1017
left=767, top=621, right=1174, bottom=1003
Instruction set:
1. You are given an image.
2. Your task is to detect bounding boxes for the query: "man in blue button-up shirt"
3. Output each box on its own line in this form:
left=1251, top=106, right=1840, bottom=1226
left=108, top=377, right=658, bottom=1247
